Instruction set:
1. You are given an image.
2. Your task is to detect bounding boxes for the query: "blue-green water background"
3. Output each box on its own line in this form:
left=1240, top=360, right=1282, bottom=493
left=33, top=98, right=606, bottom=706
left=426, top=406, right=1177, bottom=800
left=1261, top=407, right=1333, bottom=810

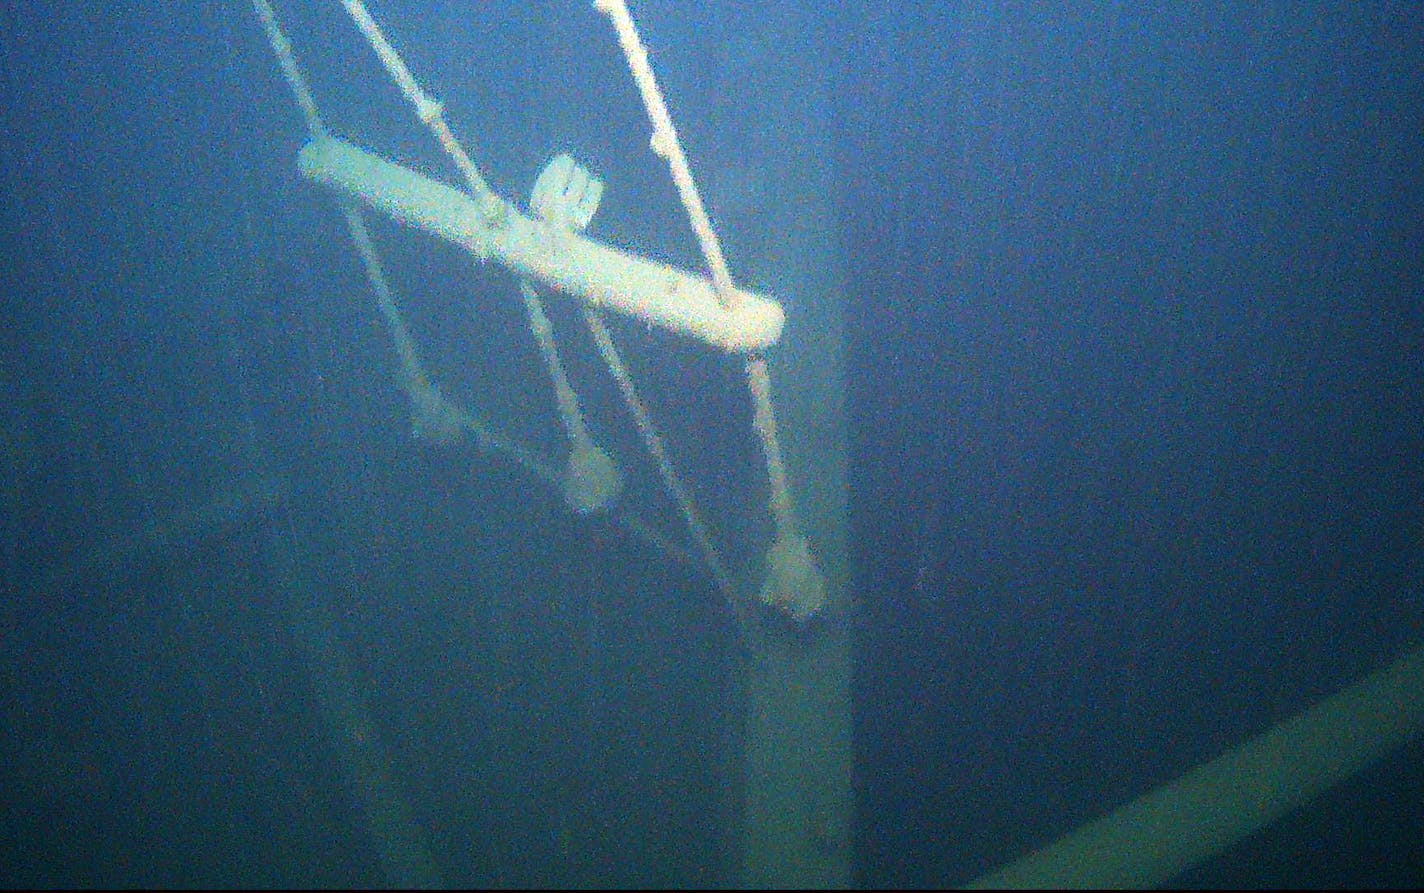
left=2, top=1, right=1421, bottom=887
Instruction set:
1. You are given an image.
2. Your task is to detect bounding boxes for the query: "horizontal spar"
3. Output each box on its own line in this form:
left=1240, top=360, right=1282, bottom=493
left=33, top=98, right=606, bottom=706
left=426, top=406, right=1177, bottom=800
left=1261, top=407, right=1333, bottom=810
left=298, top=136, right=784, bottom=352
